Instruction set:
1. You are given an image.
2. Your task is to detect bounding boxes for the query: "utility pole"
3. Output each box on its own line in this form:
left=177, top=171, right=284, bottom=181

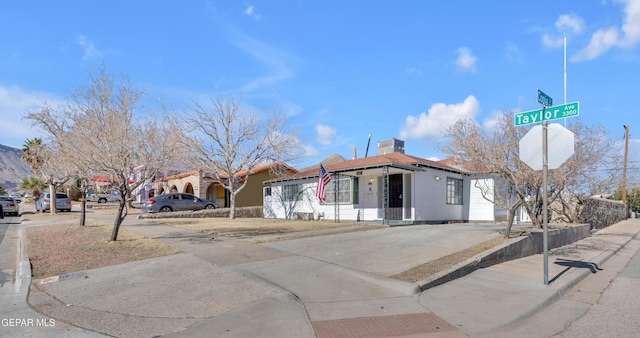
left=622, top=125, right=629, bottom=219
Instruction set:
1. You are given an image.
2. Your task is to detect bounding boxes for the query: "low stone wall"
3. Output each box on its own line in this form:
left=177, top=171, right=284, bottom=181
left=578, top=197, right=625, bottom=230
left=138, top=206, right=263, bottom=219
left=419, top=224, right=591, bottom=290
left=479, top=224, right=591, bottom=267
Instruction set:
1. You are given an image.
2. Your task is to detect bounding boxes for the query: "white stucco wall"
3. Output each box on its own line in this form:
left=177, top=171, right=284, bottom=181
left=264, top=170, right=495, bottom=223
left=413, top=170, right=465, bottom=221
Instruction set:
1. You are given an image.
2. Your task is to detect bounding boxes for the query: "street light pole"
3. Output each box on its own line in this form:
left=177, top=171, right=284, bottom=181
left=622, top=125, right=629, bottom=219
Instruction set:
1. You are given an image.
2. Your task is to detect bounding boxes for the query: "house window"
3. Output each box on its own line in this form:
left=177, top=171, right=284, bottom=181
left=264, top=187, right=272, bottom=197
left=446, top=177, right=463, bottom=205
left=325, top=177, right=359, bottom=204
left=282, top=184, right=302, bottom=202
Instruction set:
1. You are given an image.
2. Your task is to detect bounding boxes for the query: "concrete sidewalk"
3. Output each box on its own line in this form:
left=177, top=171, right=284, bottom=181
left=2, top=211, right=639, bottom=337
left=0, top=218, right=105, bottom=337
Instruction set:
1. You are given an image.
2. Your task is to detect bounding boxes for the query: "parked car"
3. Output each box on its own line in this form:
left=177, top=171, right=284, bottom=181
left=141, top=193, right=217, bottom=213
left=36, top=192, right=72, bottom=212
left=0, top=196, right=20, bottom=216
left=88, top=191, right=122, bottom=203
left=9, top=192, right=22, bottom=203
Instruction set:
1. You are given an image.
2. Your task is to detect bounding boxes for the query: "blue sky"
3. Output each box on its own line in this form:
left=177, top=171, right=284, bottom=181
left=1, top=0, right=639, bottom=170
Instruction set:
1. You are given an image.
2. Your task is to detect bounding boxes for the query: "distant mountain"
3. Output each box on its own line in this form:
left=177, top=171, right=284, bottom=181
left=0, top=144, right=32, bottom=191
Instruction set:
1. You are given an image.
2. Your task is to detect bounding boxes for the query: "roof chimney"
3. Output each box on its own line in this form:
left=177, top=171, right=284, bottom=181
left=377, top=138, right=405, bottom=155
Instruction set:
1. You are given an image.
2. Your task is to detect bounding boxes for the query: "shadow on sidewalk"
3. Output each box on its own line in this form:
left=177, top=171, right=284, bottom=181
left=549, top=258, right=603, bottom=283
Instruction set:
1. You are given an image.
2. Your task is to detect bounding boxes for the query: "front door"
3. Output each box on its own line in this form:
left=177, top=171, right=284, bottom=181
left=389, top=174, right=403, bottom=220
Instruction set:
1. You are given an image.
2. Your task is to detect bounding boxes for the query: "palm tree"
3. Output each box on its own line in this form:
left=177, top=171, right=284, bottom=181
left=21, top=138, right=44, bottom=175
left=19, top=176, right=47, bottom=199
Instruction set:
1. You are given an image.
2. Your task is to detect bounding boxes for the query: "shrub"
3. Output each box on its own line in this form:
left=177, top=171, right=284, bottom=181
left=58, top=185, right=83, bottom=201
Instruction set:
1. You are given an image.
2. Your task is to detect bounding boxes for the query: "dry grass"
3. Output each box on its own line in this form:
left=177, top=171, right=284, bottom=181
left=391, top=236, right=510, bottom=283
left=26, top=221, right=180, bottom=279
left=161, top=217, right=385, bottom=242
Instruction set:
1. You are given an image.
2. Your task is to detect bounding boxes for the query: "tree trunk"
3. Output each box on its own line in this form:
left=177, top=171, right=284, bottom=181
left=504, top=210, right=515, bottom=238
left=229, top=192, right=236, bottom=219
left=80, top=199, right=87, bottom=226
left=110, top=199, right=127, bottom=241
left=80, top=187, right=87, bottom=226
left=49, top=183, right=56, bottom=214
left=126, top=190, right=134, bottom=209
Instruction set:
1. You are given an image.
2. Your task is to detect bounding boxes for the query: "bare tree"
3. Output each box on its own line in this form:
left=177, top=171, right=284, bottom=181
left=264, top=183, right=317, bottom=220
left=38, top=143, right=73, bottom=214
left=27, top=67, right=180, bottom=240
left=180, top=95, right=299, bottom=219
left=547, top=120, right=613, bottom=222
left=442, top=111, right=611, bottom=236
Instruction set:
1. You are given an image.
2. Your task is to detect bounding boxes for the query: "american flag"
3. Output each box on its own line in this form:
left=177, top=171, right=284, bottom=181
left=316, top=164, right=331, bottom=202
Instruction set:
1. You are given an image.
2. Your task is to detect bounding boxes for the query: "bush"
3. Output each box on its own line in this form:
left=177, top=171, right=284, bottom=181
left=58, top=185, right=83, bottom=201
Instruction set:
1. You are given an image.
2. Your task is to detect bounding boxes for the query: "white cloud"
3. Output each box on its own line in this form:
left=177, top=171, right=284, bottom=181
left=454, top=47, right=477, bottom=73
left=556, top=14, right=585, bottom=34
left=619, top=0, right=640, bottom=47
left=481, top=110, right=503, bottom=130
left=316, top=124, right=337, bottom=145
left=0, top=85, right=55, bottom=148
left=399, top=95, right=481, bottom=139
left=77, top=35, right=101, bottom=60
left=572, top=27, right=620, bottom=61
left=281, top=101, right=303, bottom=117
left=301, top=144, right=319, bottom=157
left=244, top=4, right=261, bottom=20
left=227, top=27, right=296, bottom=93
left=406, top=67, right=423, bottom=77
left=572, top=0, right=640, bottom=61
left=542, top=14, right=584, bottom=49
left=541, top=33, right=565, bottom=48
left=505, top=42, right=525, bottom=64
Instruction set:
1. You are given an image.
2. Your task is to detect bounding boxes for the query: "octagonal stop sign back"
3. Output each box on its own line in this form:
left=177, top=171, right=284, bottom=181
left=519, top=123, right=575, bottom=171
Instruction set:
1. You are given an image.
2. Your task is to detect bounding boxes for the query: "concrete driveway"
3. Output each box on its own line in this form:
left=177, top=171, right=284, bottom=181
left=263, top=223, right=506, bottom=276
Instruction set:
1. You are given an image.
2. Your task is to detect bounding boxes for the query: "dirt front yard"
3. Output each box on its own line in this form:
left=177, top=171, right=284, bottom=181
left=26, top=221, right=180, bottom=279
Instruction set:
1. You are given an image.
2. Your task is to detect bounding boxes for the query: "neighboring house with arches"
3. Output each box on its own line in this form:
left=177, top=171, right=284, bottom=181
left=154, top=163, right=297, bottom=208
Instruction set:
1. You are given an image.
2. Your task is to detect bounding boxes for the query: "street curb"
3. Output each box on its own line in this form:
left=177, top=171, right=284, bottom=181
left=16, top=224, right=31, bottom=295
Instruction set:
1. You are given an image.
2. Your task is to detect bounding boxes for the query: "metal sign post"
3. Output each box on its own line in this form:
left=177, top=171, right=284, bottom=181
left=517, top=89, right=579, bottom=286
left=542, top=120, right=549, bottom=285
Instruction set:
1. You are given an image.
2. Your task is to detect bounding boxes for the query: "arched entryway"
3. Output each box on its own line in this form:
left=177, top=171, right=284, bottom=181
left=184, top=183, right=194, bottom=195
left=206, top=183, right=228, bottom=207
left=170, top=185, right=178, bottom=193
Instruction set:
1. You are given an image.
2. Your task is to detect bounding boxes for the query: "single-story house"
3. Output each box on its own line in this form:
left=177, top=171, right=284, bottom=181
left=154, top=162, right=298, bottom=208
left=263, top=139, right=496, bottom=224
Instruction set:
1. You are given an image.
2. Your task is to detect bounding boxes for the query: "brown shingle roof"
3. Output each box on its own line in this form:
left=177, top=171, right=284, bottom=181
left=280, top=152, right=461, bottom=181
left=436, top=157, right=491, bottom=173
left=215, top=162, right=298, bottom=179
left=156, top=162, right=298, bottom=183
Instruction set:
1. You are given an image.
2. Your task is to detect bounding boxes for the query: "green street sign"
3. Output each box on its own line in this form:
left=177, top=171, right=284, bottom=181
left=537, top=89, right=552, bottom=107
left=514, top=101, right=579, bottom=126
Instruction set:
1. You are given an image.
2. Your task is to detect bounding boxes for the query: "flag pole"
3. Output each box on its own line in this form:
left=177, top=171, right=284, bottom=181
left=564, top=34, right=567, bottom=127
